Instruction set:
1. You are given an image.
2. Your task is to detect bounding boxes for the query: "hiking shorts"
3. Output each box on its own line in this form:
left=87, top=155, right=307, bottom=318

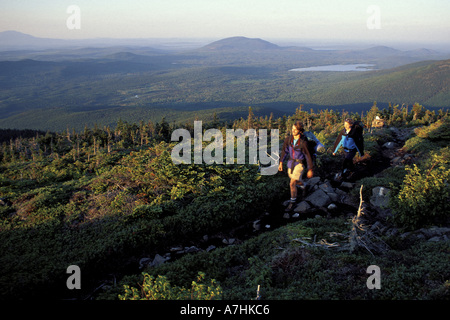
left=288, top=162, right=305, bottom=182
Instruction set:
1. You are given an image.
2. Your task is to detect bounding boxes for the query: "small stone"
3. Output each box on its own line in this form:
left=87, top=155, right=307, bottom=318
left=340, top=182, right=355, bottom=189
left=382, top=142, right=396, bottom=149
left=253, top=220, right=261, bottom=231
left=327, top=203, right=337, bottom=210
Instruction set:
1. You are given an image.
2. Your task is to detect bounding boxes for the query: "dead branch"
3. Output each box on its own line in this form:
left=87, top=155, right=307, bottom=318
left=349, top=185, right=389, bottom=255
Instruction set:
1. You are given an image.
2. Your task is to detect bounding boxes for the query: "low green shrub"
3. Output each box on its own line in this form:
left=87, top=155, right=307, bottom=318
left=119, top=272, right=222, bottom=300
left=390, top=149, right=450, bottom=230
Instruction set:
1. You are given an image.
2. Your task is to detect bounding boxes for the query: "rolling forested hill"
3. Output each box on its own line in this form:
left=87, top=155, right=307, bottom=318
left=0, top=36, right=449, bottom=132
left=0, top=34, right=449, bottom=303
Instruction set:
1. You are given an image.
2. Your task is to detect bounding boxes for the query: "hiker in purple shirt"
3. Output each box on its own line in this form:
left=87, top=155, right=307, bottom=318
left=278, top=121, right=314, bottom=212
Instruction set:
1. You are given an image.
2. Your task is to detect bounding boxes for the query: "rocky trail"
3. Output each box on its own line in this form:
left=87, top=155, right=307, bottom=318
left=81, top=126, right=450, bottom=300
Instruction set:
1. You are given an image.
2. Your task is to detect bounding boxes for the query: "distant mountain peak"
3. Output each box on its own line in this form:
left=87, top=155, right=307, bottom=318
left=200, top=36, right=280, bottom=51
left=363, top=45, right=401, bottom=53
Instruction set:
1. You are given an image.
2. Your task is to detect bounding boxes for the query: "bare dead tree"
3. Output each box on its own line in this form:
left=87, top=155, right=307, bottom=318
left=349, top=185, right=389, bottom=255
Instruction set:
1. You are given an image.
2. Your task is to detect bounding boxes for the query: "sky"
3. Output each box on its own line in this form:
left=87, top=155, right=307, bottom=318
left=1, top=0, right=449, bottom=46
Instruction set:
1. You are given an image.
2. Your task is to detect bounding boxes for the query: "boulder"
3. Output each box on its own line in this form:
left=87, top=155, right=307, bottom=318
left=305, top=189, right=332, bottom=208
left=307, top=176, right=321, bottom=187
left=139, top=258, right=152, bottom=269
left=152, top=254, right=167, bottom=267
left=419, top=227, right=450, bottom=239
left=293, top=201, right=311, bottom=213
left=139, top=254, right=168, bottom=269
left=319, top=181, right=334, bottom=194
left=370, top=186, right=390, bottom=208
left=400, top=227, right=450, bottom=242
left=327, top=192, right=339, bottom=202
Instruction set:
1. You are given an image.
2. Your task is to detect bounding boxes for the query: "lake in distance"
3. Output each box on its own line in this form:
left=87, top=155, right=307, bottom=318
left=289, top=64, right=376, bottom=72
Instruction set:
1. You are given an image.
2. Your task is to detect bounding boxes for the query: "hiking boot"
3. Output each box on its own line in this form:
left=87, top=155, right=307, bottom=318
left=334, top=172, right=342, bottom=182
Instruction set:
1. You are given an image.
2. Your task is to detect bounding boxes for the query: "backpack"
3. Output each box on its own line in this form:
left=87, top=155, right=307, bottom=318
left=351, top=122, right=365, bottom=156
left=303, top=131, right=320, bottom=156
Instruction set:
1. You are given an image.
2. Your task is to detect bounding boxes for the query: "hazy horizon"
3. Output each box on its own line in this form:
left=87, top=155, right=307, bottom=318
left=1, top=0, right=449, bottom=51
left=1, top=30, right=450, bottom=53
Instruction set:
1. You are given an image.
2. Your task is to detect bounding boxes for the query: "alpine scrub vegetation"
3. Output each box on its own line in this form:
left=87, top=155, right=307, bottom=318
left=390, top=130, right=450, bottom=230
left=0, top=104, right=449, bottom=300
left=118, top=272, right=222, bottom=300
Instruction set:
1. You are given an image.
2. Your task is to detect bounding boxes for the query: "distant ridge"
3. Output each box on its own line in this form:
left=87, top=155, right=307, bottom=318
left=200, top=36, right=281, bottom=51
left=0, top=30, right=69, bottom=49
left=361, top=45, right=402, bottom=54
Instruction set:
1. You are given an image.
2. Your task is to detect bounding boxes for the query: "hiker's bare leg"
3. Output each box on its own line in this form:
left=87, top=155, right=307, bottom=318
left=290, top=179, right=297, bottom=199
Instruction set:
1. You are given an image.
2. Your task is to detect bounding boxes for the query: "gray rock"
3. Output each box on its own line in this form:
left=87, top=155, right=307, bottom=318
left=391, top=156, right=402, bottom=164
left=319, top=181, right=334, bottom=194
left=139, top=258, right=152, bottom=269
left=223, top=238, right=235, bottom=245
left=307, top=176, right=321, bottom=187
left=340, top=182, right=355, bottom=189
left=305, top=189, right=332, bottom=207
left=370, top=187, right=390, bottom=208
left=382, top=142, right=397, bottom=149
left=327, top=203, right=337, bottom=210
left=185, top=246, right=200, bottom=253
left=253, top=220, right=261, bottom=231
left=327, top=192, right=339, bottom=202
left=152, top=254, right=167, bottom=267
left=420, top=227, right=450, bottom=238
left=293, top=201, right=311, bottom=212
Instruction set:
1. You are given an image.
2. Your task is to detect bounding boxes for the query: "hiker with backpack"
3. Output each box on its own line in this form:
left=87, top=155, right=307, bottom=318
left=332, top=118, right=364, bottom=181
left=278, top=121, right=314, bottom=212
